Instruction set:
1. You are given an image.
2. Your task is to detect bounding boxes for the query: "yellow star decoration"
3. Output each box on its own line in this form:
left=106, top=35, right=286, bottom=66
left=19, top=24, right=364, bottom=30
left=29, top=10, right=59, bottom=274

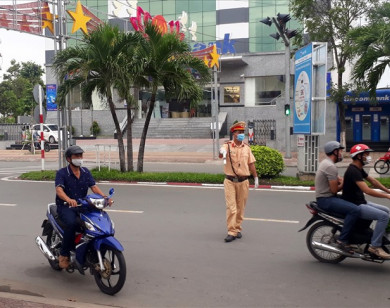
left=208, top=45, right=220, bottom=69
left=203, top=55, right=209, bottom=67
left=67, top=0, right=91, bottom=34
left=41, top=10, right=54, bottom=34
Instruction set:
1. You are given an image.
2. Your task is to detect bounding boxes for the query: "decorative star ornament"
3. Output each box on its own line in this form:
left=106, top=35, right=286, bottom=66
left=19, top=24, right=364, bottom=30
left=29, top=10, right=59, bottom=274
left=208, top=45, right=220, bottom=69
left=67, top=0, right=91, bottom=34
left=41, top=10, right=54, bottom=34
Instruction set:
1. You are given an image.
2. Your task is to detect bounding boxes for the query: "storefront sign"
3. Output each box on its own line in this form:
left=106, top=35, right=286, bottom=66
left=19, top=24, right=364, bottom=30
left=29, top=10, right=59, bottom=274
left=351, top=107, right=364, bottom=112
left=370, top=107, right=382, bottom=112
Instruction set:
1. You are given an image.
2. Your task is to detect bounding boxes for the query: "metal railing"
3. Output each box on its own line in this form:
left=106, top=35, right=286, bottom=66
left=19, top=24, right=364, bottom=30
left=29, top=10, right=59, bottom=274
left=253, top=120, right=276, bottom=145
left=95, top=144, right=124, bottom=171
left=0, top=124, right=27, bottom=142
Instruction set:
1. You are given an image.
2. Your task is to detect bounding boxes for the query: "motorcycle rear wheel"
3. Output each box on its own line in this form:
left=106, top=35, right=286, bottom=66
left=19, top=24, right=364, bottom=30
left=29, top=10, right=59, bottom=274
left=46, top=231, right=63, bottom=271
left=374, top=160, right=389, bottom=174
left=94, top=247, right=126, bottom=295
left=306, top=221, right=346, bottom=264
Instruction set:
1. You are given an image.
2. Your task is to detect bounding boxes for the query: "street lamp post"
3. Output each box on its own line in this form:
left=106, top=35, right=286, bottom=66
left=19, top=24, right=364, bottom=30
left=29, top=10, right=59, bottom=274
left=260, top=14, right=297, bottom=159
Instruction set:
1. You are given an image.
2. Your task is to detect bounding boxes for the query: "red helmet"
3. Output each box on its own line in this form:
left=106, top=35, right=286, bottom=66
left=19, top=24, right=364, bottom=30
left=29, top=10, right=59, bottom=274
left=350, top=144, right=373, bottom=158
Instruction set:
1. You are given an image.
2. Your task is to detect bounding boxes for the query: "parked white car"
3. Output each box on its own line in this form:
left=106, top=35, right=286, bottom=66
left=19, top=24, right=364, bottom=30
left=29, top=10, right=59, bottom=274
left=31, top=124, right=61, bottom=144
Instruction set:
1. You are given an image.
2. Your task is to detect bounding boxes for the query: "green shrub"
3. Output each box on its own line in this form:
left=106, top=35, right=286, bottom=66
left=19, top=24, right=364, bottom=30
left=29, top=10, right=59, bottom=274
left=250, top=145, right=284, bottom=178
left=90, top=121, right=100, bottom=136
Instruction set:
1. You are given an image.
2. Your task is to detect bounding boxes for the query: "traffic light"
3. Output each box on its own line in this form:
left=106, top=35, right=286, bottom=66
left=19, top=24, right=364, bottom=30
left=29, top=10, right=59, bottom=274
left=277, top=13, right=291, bottom=29
left=284, top=104, right=290, bottom=116
left=285, top=29, right=298, bottom=39
left=260, top=17, right=272, bottom=27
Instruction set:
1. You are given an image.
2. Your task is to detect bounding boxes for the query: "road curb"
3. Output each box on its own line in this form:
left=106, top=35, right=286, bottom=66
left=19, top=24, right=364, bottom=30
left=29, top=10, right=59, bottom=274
left=103, top=180, right=315, bottom=191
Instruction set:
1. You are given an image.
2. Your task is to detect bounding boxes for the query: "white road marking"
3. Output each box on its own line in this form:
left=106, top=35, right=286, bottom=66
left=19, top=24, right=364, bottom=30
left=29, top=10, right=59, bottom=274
left=244, top=217, right=299, bottom=224
left=0, top=203, right=17, bottom=207
left=106, top=209, right=143, bottom=214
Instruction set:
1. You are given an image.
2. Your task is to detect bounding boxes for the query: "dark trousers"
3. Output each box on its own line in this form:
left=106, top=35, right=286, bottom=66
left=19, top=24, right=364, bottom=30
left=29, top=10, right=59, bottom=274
left=316, top=196, right=360, bottom=243
left=58, top=205, right=79, bottom=257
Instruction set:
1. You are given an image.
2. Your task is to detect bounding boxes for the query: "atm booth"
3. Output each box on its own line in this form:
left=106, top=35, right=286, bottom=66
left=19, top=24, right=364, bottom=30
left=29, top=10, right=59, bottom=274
left=339, top=89, right=390, bottom=151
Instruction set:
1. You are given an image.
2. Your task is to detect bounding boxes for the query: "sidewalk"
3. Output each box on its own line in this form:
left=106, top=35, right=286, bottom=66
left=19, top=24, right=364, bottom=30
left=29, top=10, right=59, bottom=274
left=0, top=138, right=386, bottom=166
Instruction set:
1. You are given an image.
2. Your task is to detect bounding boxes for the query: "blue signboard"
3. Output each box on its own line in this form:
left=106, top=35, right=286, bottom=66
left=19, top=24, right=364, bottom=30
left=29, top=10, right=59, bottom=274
left=293, top=44, right=313, bottom=134
left=46, top=84, right=57, bottom=111
left=344, top=89, right=390, bottom=103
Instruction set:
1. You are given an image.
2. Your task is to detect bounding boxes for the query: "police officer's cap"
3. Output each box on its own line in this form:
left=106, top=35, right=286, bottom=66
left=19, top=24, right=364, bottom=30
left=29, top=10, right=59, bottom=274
left=324, top=141, right=344, bottom=155
left=230, top=121, right=246, bottom=133
left=65, top=145, right=84, bottom=158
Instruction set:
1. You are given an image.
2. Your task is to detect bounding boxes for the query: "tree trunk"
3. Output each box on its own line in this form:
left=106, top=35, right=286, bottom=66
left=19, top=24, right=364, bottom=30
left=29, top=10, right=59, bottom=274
left=107, top=94, right=126, bottom=172
left=337, top=71, right=346, bottom=149
left=137, top=93, right=156, bottom=172
left=126, top=100, right=134, bottom=172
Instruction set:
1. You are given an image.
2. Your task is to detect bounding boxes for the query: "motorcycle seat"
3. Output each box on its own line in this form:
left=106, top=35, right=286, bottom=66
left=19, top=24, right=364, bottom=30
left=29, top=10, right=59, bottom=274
left=309, top=201, right=345, bottom=219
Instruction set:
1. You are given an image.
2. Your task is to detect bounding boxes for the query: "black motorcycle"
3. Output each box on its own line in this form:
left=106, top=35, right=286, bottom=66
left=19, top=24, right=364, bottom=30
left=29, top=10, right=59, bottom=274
left=299, top=201, right=390, bottom=264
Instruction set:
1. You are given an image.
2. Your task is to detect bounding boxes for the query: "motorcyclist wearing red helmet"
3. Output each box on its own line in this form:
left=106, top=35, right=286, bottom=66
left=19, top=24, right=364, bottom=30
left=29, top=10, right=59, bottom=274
left=342, top=144, right=390, bottom=259
left=315, top=141, right=360, bottom=253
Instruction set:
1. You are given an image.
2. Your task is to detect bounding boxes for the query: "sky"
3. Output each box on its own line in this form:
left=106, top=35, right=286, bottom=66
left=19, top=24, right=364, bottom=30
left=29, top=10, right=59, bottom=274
left=0, top=28, right=47, bottom=78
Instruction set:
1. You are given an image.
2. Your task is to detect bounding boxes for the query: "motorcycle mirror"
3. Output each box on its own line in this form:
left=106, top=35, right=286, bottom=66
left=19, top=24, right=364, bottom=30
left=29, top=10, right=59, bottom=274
left=109, top=188, right=115, bottom=196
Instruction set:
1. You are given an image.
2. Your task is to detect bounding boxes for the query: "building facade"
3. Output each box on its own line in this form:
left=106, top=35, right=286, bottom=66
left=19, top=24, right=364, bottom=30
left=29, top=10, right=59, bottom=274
left=44, top=0, right=339, bottom=152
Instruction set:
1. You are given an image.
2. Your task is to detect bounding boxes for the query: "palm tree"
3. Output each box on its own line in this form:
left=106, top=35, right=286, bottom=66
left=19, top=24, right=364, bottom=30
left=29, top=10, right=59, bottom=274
left=135, top=22, right=211, bottom=172
left=349, top=2, right=390, bottom=97
left=53, top=23, right=141, bottom=172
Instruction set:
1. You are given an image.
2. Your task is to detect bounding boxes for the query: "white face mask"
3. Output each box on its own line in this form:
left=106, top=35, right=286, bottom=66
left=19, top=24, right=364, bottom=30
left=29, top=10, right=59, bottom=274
left=72, top=159, right=83, bottom=167
left=363, top=155, right=372, bottom=165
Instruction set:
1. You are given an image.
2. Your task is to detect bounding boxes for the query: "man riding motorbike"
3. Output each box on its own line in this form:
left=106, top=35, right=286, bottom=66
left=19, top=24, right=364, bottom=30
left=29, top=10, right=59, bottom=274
left=342, top=144, right=390, bottom=259
left=55, top=145, right=112, bottom=269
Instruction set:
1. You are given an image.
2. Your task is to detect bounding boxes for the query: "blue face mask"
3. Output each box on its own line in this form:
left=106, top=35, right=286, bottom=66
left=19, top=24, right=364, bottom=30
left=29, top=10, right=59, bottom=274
left=237, top=134, right=245, bottom=142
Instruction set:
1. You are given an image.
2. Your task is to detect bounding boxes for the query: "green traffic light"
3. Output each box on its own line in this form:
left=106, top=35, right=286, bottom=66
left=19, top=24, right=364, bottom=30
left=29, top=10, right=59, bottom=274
left=284, top=104, right=290, bottom=115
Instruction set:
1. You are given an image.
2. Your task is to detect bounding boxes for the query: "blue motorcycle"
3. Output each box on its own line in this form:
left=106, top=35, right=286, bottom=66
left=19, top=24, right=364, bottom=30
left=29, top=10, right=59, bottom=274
left=35, top=188, right=126, bottom=295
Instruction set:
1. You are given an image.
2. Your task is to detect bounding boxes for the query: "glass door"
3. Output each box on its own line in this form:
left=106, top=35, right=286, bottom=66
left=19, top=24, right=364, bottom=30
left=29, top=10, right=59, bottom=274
left=380, top=116, right=389, bottom=141
left=362, top=115, right=371, bottom=141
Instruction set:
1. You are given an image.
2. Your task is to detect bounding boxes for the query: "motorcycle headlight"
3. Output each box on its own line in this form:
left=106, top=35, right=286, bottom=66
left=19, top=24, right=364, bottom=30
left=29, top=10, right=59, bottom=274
left=84, top=221, right=96, bottom=231
left=89, top=198, right=106, bottom=210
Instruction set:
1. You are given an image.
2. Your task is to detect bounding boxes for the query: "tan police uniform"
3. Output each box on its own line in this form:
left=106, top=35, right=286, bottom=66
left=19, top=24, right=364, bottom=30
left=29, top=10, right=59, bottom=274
left=220, top=122, right=256, bottom=237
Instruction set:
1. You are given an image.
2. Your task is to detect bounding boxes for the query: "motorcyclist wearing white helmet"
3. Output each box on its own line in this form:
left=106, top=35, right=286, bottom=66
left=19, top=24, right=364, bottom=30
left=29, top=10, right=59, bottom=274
left=315, top=141, right=360, bottom=253
left=342, top=144, right=390, bottom=259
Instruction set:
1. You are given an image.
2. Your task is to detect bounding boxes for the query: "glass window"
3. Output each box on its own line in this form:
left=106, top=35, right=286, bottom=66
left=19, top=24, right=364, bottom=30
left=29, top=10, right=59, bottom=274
left=255, top=76, right=285, bottom=105
left=202, top=0, right=215, bottom=12
left=189, top=1, right=202, bottom=12
left=380, top=116, right=389, bottom=141
left=176, top=1, right=189, bottom=13
left=149, top=1, right=163, bottom=15
left=346, top=117, right=353, bottom=142
left=362, top=115, right=371, bottom=141
left=162, top=0, right=176, bottom=15
left=202, top=11, right=215, bottom=27
left=223, top=86, right=241, bottom=104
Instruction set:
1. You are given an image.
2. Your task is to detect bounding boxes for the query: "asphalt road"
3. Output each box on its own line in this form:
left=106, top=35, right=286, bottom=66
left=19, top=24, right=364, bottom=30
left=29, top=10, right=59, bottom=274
left=2, top=173, right=390, bottom=307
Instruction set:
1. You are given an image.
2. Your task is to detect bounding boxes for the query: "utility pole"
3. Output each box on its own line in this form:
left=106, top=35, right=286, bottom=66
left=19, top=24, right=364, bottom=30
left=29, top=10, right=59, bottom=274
left=260, top=14, right=297, bottom=159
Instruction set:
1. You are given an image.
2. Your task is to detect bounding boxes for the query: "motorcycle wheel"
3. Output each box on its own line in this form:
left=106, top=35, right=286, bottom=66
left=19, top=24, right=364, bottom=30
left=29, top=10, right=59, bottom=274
left=44, top=142, right=50, bottom=152
left=94, top=247, right=126, bottom=295
left=374, top=160, right=389, bottom=174
left=306, top=221, right=346, bottom=264
left=46, top=231, right=63, bottom=271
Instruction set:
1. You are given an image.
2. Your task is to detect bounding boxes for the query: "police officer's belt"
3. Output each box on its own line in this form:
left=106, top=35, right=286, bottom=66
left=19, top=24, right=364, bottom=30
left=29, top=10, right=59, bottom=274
left=225, top=175, right=249, bottom=182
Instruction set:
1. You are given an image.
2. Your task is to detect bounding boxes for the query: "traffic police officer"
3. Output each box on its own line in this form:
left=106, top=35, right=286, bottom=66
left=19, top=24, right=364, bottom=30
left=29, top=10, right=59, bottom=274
left=219, top=121, right=259, bottom=242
